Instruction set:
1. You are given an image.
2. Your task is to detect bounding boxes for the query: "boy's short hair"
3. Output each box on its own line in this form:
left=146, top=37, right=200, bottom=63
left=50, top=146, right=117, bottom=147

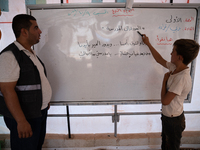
left=174, top=39, right=199, bottom=65
left=12, top=14, right=36, bottom=38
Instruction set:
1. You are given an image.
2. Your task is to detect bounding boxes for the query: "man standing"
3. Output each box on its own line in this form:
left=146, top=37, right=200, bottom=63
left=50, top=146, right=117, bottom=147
left=0, top=14, right=52, bottom=150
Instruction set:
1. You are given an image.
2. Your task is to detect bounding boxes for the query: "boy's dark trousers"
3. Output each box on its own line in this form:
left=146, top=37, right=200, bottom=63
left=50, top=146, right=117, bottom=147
left=3, top=107, right=48, bottom=150
left=161, top=112, right=185, bottom=150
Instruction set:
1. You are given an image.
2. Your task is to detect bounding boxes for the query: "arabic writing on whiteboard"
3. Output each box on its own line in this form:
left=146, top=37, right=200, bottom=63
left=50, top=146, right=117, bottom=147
left=184, top=27, right=195, bottom=31
left=158, top=24, right=181, bottom=33
left=79, top=50, right=151, bottom=58
left=166, top=15, right=182, bottom=23
left=158, top=15, right=195, bottom=33
left=67, top=8, right=135, bottom=17
left=68, top=9, right=108, bottom=17
left=65, top=10, right=196, bottom=61
left=112, top=8, right=134, bottom=17
left=78, top=39, right=144, bottom=50
left=184, top=17, right=194, bottom=22
left=156, top=35, right=173, bottom=45
left=102, top=25, right=145, bottom=32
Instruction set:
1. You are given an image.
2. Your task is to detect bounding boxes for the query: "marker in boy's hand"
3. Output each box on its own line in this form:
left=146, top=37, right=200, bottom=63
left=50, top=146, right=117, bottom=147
left=137, top=31, right=149, bottom=44
left=137, top=31, right=143, bottom=37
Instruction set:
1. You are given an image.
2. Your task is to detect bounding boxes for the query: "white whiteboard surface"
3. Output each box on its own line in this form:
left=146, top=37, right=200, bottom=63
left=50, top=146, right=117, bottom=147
left=31, top=7, right=197, bottom=102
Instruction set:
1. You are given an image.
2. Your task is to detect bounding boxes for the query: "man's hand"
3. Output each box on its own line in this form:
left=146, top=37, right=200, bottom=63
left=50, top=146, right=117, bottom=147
left=0, top=81, right=33, bottom=139
left=17, top=120, right=33, bottom=138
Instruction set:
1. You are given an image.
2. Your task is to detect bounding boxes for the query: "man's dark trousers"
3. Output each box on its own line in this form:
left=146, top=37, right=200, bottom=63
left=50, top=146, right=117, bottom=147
left=4, top=107, right=48, bottom=150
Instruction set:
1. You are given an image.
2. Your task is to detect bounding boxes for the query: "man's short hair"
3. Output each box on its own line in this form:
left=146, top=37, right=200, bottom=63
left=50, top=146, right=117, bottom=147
left=174, top=39, right=199, bottom=65
left=12, top=14, right=36, bottom=38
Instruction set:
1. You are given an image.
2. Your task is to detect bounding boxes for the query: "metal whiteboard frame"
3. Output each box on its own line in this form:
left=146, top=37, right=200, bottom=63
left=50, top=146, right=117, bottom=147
left=27, top=3, right=200, bottom=105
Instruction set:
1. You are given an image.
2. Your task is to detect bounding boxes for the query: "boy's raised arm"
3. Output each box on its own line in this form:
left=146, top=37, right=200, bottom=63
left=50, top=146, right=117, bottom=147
left=142, top=34, right=167, bottom=68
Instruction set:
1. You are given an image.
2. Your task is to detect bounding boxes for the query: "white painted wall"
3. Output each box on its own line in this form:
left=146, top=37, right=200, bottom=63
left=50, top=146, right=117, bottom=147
left=0, top=0, right=200, bottom=136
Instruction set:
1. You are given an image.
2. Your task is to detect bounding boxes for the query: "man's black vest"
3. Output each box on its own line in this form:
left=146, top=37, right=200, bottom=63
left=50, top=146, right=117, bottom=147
left=0, top=43, right=46, bottom=119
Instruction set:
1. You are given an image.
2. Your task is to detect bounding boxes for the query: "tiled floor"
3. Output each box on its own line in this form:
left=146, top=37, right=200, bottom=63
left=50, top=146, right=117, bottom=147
left=1, top=132, right=200, bottom=150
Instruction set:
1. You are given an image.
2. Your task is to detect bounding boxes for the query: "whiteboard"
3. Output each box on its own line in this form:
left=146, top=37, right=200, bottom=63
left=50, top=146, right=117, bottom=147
left=31, top=7, right=197, bottom=102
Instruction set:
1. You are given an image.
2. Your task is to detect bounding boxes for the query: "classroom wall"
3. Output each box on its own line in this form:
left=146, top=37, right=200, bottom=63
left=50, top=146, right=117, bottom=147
left=0, top=0, right=200, bottom=135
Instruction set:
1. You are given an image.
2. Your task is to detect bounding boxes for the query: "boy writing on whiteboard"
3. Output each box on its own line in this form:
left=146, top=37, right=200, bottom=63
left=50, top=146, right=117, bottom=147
left=142, top=34, right=199, bottom=150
